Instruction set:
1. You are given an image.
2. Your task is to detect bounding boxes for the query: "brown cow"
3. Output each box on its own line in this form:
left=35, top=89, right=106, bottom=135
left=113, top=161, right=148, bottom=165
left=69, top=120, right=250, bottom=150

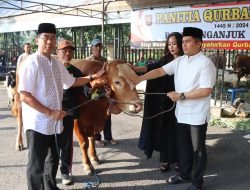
left=8, top=68, right=24, bottom=151
left=11, top=55, right=31, bottom=151
left=234, top=54, right=250, bottom=79
left=12, top=88, right=24, bottom=151
left=71, top=59, right=143, bottom=175
left=5, top=70, right=23, bottom=150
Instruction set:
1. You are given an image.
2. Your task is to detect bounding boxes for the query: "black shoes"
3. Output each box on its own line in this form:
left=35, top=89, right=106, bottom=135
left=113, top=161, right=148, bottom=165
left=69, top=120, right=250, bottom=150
left=61, top=173, right=73, bottom=185
left=167, top=175, right=190, bottom=184
left=168, top=175, right=202, bottom=190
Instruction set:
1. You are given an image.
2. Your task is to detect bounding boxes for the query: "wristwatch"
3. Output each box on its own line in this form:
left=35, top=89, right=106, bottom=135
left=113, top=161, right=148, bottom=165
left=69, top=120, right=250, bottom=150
left=180, top=93, right=185, bottom=100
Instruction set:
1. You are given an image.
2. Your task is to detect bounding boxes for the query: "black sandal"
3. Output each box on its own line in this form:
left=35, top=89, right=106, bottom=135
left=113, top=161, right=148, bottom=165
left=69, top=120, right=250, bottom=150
left=160, top=163, right=169, bottom=173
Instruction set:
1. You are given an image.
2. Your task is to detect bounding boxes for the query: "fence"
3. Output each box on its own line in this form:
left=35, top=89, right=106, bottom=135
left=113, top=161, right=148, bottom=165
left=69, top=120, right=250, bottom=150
left=74, top=46, right=249, bottom=67
left=1, top=45, right=249, bottom=107
left=1, top=46, right=249, bottom=71
left=74, top=46, right=164, bottom=64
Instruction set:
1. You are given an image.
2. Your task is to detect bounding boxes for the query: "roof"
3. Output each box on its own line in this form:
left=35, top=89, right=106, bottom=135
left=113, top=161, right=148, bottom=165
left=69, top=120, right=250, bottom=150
left=0, top=0, right=120, bottom=33
left=0, top=0, right=108, bottom=18
left=0, top=0, right=246, bottom=33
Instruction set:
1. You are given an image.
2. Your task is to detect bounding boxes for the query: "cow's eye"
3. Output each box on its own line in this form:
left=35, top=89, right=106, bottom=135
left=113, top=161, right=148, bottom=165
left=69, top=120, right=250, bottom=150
left=114, top=80, right=121, bottom=85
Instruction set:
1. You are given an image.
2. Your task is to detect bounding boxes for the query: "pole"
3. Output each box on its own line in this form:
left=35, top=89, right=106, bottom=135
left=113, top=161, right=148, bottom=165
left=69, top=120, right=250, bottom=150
left=102, top=0, right=104, bottom=47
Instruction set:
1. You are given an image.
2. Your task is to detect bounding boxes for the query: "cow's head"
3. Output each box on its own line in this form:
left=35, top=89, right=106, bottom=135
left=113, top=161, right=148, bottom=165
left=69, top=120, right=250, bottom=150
left=71, top=59, right=143, bottom=114
left=103, top=60, right=143, bottom=114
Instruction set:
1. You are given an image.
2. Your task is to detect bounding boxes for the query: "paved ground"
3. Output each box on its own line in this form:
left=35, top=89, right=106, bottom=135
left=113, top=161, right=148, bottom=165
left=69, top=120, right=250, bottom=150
left=0, top=81, right=250, bottom=190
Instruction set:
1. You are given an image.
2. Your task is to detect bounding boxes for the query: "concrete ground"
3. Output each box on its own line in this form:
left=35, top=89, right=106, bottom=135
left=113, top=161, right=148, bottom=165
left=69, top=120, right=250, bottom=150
left=0, top=81, right=250, bottom=190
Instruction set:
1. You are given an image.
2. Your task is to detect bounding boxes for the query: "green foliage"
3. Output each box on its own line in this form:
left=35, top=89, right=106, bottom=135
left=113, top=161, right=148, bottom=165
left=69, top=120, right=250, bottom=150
left=210, top=117, right=228, bottom=128
left=57, top=28, right=72, bottom=40
left=0, top=34, right=3, bottom=45
left=210, top=116, right=250, bottom=131
left=0, top=24, right=130, bottom=49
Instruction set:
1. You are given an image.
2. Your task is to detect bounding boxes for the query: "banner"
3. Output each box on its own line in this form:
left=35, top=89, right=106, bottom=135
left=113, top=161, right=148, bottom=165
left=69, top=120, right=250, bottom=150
left=131, top=2, right=250, bottom=50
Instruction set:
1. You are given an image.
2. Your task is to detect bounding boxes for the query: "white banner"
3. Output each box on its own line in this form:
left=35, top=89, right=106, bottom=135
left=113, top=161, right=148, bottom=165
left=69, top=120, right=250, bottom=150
left=0, top=11, right=130, bottom=33
left=0, top=13, right=102, bottom=33
left=131, top=2, right=250, bottom=50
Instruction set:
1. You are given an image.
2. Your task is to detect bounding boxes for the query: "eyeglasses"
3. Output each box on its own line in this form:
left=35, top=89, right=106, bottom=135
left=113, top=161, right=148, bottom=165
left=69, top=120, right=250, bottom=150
left=39, top=35, right=56, bottom=42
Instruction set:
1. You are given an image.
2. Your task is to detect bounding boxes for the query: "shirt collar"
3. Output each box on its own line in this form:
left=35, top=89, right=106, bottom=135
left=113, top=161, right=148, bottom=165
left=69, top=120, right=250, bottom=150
left=36, top=51, right=54, bottom=63
left=185, top=51, right=202, bottom=62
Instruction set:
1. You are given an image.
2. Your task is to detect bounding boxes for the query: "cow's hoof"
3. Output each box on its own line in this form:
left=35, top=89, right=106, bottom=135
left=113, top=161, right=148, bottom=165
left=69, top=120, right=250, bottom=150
left=16, top=144, right=24, bottom=151
left=84, top=168, right=93, bottom=176
left=83, top=164, right=93, bottom=176
left=95, top=140, right=105, bottom=147
left=90, top=156, right=101, bottom=166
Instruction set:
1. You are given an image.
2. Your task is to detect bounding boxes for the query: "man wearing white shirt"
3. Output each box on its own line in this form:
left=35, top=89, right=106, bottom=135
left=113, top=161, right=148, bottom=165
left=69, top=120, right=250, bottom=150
left=18, top=23, right=104, bottom=190
left=17, top=43, right=32, bottom=66
left=128, top=27, right=216, bottom=190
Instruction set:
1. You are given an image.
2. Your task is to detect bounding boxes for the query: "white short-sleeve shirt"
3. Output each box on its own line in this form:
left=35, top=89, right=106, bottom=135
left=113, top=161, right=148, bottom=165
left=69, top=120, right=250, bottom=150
left=18, top=51, right=75, bottom=135
left=17, top=52, right=31, bottom=66
left=163, top=52, right=216, bottom=125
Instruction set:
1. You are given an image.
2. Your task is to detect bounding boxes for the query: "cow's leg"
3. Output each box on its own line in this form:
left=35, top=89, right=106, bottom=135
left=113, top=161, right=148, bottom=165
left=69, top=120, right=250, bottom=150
left=73, top=120, right=93, bottom=175
left=88, top=136, right=101, bottom=166
left=16, top=102, right=24, bottom=151
left=7, top=87, right=12, bottom=108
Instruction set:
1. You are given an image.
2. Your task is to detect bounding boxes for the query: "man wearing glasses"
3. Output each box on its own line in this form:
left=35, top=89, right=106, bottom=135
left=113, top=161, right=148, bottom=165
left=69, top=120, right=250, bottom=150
left=18, top=23, right=104, bottom=190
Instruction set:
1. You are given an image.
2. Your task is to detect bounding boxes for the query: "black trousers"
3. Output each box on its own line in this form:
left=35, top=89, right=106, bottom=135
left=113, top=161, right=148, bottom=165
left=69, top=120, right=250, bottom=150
left=95, top=115, right=112, bottom=141
left=26, top=130, right=60, bottom=190
left=177, top=123, right=207, bottom=188
left=60, top=116, right=74, bottom=174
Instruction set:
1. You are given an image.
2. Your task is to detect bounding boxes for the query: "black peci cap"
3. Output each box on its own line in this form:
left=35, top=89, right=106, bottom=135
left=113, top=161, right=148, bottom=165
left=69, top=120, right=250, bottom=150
left=38, top=23, right=56, bottom=34
left=183, top=27, right=203, bottom=40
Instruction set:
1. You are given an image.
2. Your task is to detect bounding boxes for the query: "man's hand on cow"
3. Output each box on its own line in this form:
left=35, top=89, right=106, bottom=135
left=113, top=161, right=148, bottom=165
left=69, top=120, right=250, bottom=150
left=128, top=64, right=137, bottom=70
left=167, top=91, right=181, bottom=102
left=128, top=64, right=147, bottom=74
left=49, top=109, right=66, bottom=120
left=123, top=72, right=141, bottom=85
left=92, top=63, right=106, bottom=79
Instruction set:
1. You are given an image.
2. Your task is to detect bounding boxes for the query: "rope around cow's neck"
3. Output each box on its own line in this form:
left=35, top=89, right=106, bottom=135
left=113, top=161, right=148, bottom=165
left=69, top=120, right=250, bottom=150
left=66, top=92, right=106, bottom=113
left=122, top=101, right=175, bottom=119
left=108, top=92, right=175, bottom=119
left=67, top=91, right=175, bottom=120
